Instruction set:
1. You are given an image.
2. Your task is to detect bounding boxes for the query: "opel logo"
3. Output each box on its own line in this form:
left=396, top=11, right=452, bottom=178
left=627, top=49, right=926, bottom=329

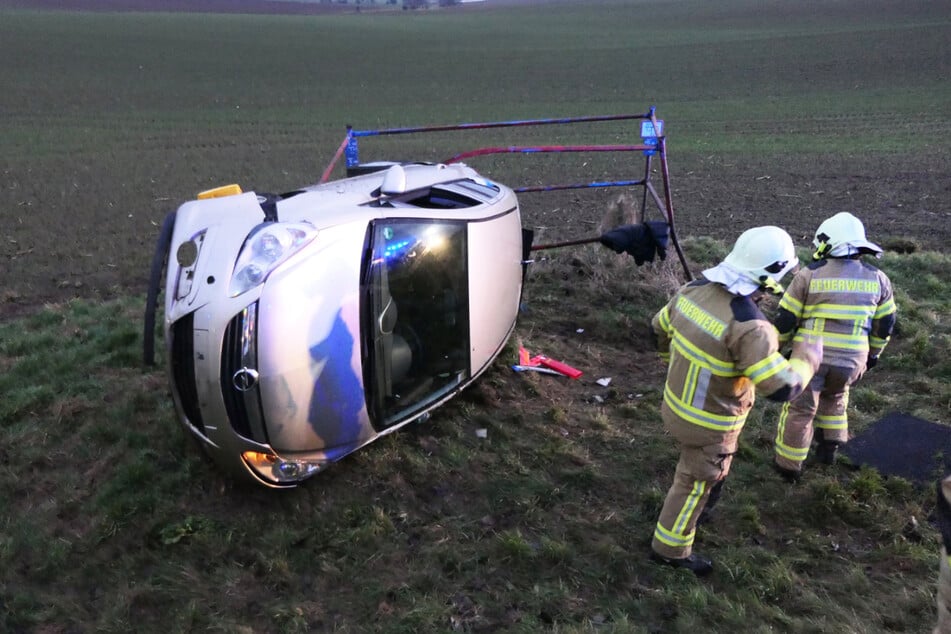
left=232, top=367, right=259, bottom=392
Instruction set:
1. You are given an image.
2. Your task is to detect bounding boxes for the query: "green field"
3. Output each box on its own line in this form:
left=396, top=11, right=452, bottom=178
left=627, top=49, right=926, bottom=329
left=1, top=1, right=950, bottom=632
left=2, top=0, right=949, bottom=307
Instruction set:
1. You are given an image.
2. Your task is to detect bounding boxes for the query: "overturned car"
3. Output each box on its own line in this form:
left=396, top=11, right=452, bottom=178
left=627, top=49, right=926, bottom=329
left=144, top=109, right=684, bottom=487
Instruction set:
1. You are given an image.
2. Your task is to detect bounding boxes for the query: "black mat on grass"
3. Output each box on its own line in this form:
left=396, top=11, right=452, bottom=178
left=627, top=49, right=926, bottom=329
left=840, top=411, right=951, bottom=484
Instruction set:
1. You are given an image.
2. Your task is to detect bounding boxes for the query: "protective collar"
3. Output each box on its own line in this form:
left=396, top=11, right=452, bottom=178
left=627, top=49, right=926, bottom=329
left=814, top=239, right=883, bottom=260
left=829, top=241, right=883, bottom=258
left=702, top=262, right=762, bottom=296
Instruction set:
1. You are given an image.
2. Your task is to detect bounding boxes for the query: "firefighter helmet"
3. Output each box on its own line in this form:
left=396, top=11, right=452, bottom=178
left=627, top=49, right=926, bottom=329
left=723, top=226, right=798, bottom=293
left=813, top=212, right=883, bottom=259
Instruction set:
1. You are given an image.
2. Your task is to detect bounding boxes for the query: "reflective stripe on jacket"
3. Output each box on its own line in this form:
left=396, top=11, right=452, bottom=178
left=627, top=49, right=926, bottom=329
left=651, top=279, right=816, bottom=433
left=776, top=258, right=896, bottom=365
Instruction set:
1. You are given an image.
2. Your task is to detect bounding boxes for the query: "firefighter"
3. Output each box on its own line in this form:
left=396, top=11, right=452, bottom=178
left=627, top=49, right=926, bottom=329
left=772, top=212, right=897, bottom=480
left=937, top=475, right=951, bottom=633
left=649, top=226, right=822, bottom=576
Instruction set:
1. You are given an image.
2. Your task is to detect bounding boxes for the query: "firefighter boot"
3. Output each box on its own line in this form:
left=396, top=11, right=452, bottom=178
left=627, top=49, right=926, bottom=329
left=773, top=461, right=801, bottom=483
left=651, top=551, right=714, bottom=577
left=816, top=441, right=840, bottom=465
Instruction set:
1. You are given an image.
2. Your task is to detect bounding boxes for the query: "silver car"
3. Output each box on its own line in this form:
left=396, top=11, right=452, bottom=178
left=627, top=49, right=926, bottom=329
left=144, top=109, right=678, bottom=488
left=152, top=162, right=523, bottom=487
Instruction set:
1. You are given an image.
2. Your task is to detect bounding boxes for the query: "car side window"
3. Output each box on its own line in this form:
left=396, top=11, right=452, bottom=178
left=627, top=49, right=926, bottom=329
left=363, top=219, right=471, bottom=427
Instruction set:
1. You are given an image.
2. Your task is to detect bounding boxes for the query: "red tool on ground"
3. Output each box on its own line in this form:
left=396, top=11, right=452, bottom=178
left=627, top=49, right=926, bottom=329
left=515, top=346, right=583, bottom=379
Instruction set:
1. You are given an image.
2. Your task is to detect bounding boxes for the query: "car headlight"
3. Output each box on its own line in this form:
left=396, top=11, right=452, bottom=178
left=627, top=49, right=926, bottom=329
left=230, top=222, right=317, bottom=297
left=242, top=451, right=325, bottom=485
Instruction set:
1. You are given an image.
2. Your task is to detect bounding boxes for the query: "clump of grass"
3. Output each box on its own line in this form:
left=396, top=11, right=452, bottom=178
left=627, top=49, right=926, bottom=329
left=680, top=235, right=729, bottom=268
left=494, top=529, right=536, bottom=562
left=882, top=237, right=919, bottom=254
left=736, top=502, right=767, bottom=536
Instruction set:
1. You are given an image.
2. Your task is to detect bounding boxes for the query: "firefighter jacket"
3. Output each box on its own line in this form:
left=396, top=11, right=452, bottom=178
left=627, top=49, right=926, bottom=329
left=775, top=258, right=896, bottom=368
left=651, top=279, right=821, bottom=434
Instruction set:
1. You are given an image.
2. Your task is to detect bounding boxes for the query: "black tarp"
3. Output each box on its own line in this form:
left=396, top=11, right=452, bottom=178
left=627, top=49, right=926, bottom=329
left=841, top=411, right=951, bottom=484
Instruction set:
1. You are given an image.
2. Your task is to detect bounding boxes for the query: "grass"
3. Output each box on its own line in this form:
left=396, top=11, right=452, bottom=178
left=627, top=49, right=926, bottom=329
left=0, top=249, right=949, bottom=632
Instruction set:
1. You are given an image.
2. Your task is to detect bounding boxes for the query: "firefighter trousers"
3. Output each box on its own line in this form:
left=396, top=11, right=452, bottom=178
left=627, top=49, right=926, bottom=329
left=937, top=547, right=951, bottom=634
left=774, top=363, right=863, bottom=472
left=652, top=414, right=739, bottom=560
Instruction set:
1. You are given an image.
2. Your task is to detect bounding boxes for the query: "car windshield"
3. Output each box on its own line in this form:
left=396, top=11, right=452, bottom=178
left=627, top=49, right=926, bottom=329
left=362, top=219, right=470, bottom=427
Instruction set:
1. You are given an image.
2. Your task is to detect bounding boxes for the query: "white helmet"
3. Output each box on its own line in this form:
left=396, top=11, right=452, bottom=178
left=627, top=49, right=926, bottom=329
left=813, top=212, right=882, bottom=259
left=723, top=225, right=798, bottom=294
